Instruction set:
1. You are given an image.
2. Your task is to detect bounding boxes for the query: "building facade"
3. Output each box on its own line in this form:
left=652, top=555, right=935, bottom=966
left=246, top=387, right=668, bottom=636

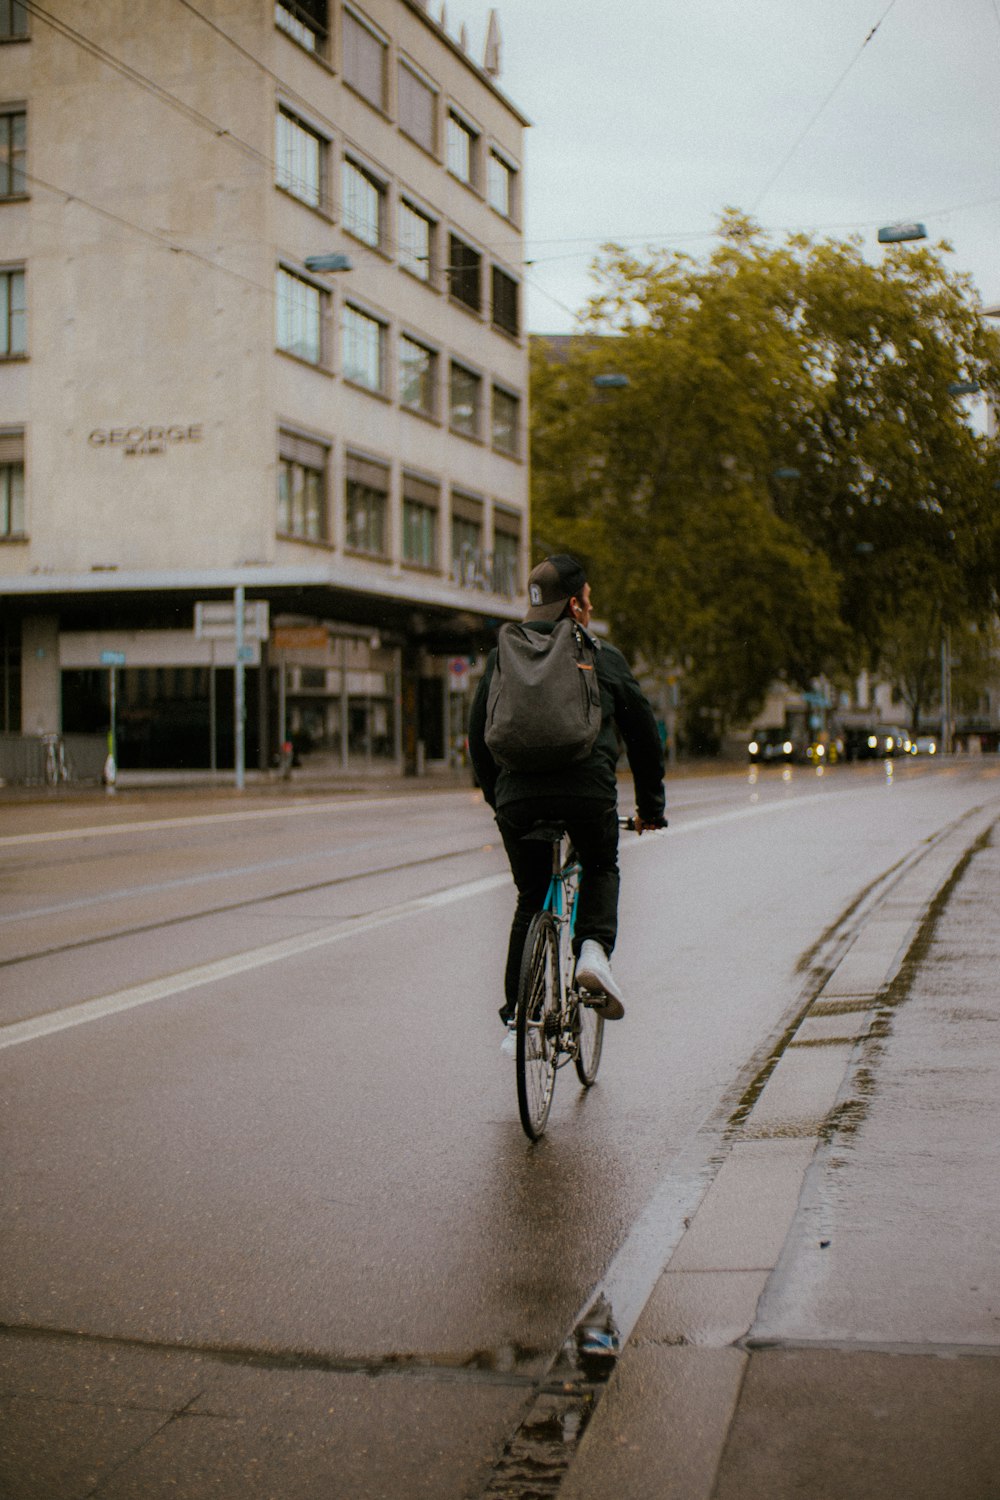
left=0, top=0, right=528, bottom=772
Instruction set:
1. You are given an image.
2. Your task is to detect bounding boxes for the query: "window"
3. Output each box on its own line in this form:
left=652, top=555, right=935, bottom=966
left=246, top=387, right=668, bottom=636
left=277, top=430, right=328, bottom=542
left=451, top=493, right=483, bottom=584
left=399, top=200, right=434, bottom=282
left=345, top=453, right=389, bottom=556
left=398, top=61, right=436, bottom=153
left=492, top=511, right=521, bottom=597
left=402, top=474, right=439, bottom=569
left=342, top=304, right=385, bottom=392
left=491, top=266, right=519, bottom=337
left=0, top=429, right=24, bottom=538
left=448, top=234, right=481, bottom=313
left=0, top=614, right=21, bottom=732
left=0, top=109, right=26, bottom=197
left=276, top=266, right=327, bottom=365
left=399, top=335, right=437, bottom=416
left=276, top=109, right=326, bottom=210
left=0, top=2, right=28, bottom=41
left=446, top=111, right=477, bottom=185
left=487, top=151, right=516, bottom=218
left=275, top=0, right=328, bottom=55
left=449, top=362, right=481, bottom=439
left=491, top=386, right=520, bottom=457
left=1, top=268, right=25, bottom=356
left=342, top=158, right=384, bottom=248
left=343, top=8, right=387, bottom=111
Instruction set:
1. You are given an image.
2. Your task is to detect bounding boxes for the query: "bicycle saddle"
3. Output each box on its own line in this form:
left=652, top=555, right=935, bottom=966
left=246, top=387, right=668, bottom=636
left=521, top=820, right=567, bottom=843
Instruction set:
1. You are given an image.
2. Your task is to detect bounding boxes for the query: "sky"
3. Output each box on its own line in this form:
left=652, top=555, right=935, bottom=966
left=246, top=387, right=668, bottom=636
left=455, top=0, right=1000, bottom=334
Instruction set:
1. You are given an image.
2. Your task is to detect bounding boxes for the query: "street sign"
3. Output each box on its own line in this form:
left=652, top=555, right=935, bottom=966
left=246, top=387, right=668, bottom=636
left=448, top=657, right=471, bottom=691
left=100, top=650, right=126, bottom=667
left=877, top=222, right=926, bottom=244
left=195, top=600, right=269, bottom=642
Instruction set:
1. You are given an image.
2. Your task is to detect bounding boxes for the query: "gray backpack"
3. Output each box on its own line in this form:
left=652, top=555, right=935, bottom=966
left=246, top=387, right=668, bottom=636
left=484, top=618, right=603, bottom=771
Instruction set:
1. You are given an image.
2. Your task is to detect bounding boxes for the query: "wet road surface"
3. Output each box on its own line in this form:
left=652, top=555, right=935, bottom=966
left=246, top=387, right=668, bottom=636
left=3, top=759, right=1000, bottom=1495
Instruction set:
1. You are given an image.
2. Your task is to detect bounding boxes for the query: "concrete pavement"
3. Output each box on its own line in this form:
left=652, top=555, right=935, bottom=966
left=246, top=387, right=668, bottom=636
left=561, top=800, right=1000, bottom=1499
left=3, top=784, right=1000, bottom=1497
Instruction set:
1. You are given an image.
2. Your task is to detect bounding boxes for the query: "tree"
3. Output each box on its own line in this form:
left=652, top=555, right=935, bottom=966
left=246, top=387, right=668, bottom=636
left=530, top=214, right=1000, bottom=744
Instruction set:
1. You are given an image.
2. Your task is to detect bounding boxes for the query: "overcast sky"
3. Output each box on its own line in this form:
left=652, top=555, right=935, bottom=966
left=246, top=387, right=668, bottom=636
left=460, top=0, right=1000, bottom=333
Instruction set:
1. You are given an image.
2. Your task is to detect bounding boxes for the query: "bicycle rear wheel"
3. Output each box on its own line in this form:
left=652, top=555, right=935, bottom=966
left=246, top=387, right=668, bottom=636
left=574, top=994, right=604, bottom=1086
left=515, top=913, right=561, bottom=1140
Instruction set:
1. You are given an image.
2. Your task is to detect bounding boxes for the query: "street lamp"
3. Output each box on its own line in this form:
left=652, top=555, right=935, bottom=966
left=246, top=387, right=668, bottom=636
left=877, top=222, right=927, bottom=244
left=304, top=253, right=353, bottom=273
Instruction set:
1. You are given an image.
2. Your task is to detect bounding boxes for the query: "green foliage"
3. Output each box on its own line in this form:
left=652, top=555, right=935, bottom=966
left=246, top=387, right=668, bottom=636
left=530, top=215, right=1000, bottom=738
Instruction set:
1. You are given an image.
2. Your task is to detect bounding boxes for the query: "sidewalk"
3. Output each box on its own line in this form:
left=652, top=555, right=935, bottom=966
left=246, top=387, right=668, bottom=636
left=561, top=802, right=1000, bottom=1499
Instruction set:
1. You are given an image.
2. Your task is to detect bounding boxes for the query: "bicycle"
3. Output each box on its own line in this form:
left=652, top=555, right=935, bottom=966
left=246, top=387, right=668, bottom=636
left=514, top=815, right=635, bottom=1141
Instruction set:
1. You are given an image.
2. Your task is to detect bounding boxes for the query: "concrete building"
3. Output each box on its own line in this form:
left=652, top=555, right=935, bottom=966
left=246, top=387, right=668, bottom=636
left=0, top=0, right=529, bottom=774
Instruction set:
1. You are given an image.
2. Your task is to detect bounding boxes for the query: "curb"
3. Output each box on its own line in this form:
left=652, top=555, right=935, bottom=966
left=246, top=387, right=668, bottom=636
left=556, top=799, right=1000, bottom=1499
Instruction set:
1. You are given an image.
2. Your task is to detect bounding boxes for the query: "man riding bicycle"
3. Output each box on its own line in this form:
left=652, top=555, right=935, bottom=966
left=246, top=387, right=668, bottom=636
left=468, top=554, right=666, bottom=1029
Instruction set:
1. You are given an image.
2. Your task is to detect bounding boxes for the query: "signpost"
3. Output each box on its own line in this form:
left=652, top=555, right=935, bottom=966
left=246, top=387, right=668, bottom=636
left=100, top=649, right=126, bottom=787
left=195, top=597, right=269, bottom=789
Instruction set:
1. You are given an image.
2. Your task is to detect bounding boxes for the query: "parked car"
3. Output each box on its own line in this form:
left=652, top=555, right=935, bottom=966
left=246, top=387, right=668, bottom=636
left=872, top=725, right=912, bottom=757
left=912, top=735, right=938, bottom=755
left=747, top=728, right=796, bottom=763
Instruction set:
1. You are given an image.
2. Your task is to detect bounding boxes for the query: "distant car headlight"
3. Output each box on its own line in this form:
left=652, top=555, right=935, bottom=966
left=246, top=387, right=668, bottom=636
left=929, top=743, right=937, bottom=754
left=748, top=741, right=759, bottom=754
left=868, top=735, right=878, bottom=748
left=885, top=737, right=893, bottom=750
left=782, top=741, right=793, bottom=754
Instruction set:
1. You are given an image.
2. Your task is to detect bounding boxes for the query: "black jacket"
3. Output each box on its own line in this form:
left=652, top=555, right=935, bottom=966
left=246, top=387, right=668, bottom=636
left=468, top=621, right=666, bottom=821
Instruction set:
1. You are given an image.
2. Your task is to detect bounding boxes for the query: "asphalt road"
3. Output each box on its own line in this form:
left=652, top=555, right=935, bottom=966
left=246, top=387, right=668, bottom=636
left=2, top=757, right=999, bottom=1496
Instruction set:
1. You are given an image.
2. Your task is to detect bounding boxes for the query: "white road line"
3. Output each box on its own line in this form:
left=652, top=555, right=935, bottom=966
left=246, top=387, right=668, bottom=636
left=1, top=792, right=852, bottom=1053
left=0, top=874, right=509, bottom=1051
left=0, top=792, right=473, bottom=849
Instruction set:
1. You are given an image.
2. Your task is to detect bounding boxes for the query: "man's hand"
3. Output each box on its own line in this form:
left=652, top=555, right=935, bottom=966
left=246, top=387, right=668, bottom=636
left=634, top=814, right=667, bottom=835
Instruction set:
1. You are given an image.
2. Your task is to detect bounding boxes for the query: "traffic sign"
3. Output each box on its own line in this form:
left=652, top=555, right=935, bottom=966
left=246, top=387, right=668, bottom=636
left=100, top=650, right=126, bottom=667
left=195, top=600, right=269, bottom=641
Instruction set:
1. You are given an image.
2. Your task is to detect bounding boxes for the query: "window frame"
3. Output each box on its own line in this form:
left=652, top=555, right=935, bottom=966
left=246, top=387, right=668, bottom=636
left=277, top=430, right=330, bottom=544
left=275, top=263, right=330, bottom=367
left=342, top=6, right=388, bottom=113
left=0, top=265, right=25, bottom=357
left=399, top=333, right=438, bottom=418
left=398, top=197, right=435, bottom=283
left=0, top=428, right=24, bottom=539
left=491, top=385, right=520, bottom=458
left=398, top=58, right=437, bottom=155
left=448, top=233, right=482, bottom=314
left=491, top=265, right=519, bottom=338
left=446, top=109, right=478, bottom=187
left=342, top=301, right=387, bottom=394
left=275, top=0, right=329, bottom=58
left=402, top=474, right=440, bottom=571
left=275, top=106, right=329, bottom=212
left=487, top=149, right=517, bottom=220
left=0, top=2, right=29, bottom=41
left=344, top=452, right=390, bottom=558
left=0, top=107, right=26, bottom=199
left=342, top=155, right=386, bottom=250
left=449, top=360, right=482, bottom=440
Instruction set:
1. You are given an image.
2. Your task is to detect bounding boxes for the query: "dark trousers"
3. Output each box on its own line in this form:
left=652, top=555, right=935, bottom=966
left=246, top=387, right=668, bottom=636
left=495, top=797, right=620, bottom=1009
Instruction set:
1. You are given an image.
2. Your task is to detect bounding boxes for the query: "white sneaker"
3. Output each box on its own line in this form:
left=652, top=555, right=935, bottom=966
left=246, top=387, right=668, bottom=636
left=575, top=939, right=626, bottom=1021
left=500, top=1025, right=517, bottom=1057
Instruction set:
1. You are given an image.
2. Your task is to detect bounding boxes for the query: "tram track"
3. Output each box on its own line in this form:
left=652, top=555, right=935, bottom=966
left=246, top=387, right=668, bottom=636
left=0, top=840, right=499, bottom=970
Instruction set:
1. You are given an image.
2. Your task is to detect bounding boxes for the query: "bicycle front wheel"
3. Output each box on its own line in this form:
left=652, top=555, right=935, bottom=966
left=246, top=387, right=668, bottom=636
left=574, top=994, right=604, bottom=1086
left=515, top=913, right=561, bottom=1140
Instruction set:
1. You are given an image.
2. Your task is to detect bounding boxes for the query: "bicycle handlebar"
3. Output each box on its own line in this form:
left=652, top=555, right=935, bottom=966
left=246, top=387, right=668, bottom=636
left=619, top=815, right=668, bottom=831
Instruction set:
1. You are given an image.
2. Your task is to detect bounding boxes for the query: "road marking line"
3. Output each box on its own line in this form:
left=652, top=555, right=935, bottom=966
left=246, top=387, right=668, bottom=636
left=0, top=792, right=472, bottom=849
left=0, top=789, right=886, bottom=1051
left=0, top=874, right=508, bottom=1051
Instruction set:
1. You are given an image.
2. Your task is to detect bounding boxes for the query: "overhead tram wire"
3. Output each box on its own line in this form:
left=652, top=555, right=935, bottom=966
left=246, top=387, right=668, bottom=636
left=750, top=0, right=900, bottom=215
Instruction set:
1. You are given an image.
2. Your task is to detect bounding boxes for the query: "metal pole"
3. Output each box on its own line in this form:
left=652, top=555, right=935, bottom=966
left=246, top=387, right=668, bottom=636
left=940, top=625, right=951, bottom=755
left=209, top=640, right=217, bottom=774
left=234, top=585, right=245, bottom=790
left=109, top=666, right=117, bottom=770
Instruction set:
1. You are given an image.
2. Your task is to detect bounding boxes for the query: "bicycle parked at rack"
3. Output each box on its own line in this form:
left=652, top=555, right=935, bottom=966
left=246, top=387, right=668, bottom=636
left=514, top=815, right=636, bottom=1141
